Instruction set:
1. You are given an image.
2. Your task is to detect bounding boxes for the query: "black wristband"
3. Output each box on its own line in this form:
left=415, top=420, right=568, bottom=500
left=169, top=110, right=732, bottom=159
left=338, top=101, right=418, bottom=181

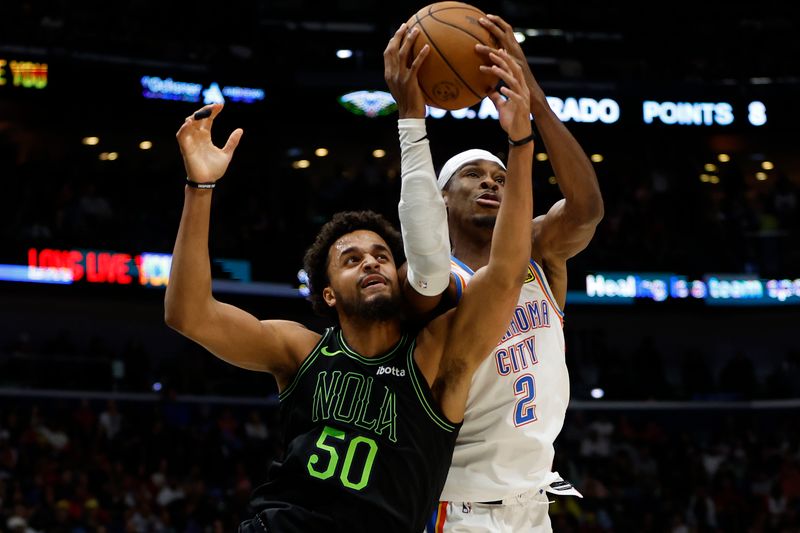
left=186, top=177, right=216, bottom=190
left=508, top=132, right=536, bottom=146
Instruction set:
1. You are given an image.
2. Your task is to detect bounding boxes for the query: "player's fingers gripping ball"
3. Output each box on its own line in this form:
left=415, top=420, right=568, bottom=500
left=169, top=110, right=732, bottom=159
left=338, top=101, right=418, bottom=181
left=406, top=2, right=500, bottom=110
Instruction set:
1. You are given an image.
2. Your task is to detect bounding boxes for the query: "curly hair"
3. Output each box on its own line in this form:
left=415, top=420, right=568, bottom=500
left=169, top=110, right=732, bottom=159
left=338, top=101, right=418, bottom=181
left=303, top=211, right=405, bottom=319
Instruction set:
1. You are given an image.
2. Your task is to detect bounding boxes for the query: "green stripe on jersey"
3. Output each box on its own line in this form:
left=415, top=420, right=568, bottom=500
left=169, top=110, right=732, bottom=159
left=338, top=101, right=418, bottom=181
left=280, top=328, right=333, bottom=401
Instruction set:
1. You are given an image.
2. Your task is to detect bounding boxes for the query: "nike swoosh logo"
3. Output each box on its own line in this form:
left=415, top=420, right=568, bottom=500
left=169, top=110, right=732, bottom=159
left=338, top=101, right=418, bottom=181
left=320, top=346, right=343, bottom=357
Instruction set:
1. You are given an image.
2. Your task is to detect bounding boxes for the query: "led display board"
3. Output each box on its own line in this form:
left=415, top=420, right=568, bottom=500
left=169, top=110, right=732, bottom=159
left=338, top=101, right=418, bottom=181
left=141, top=76, right=264, bottom=104
left=424, top=95, right=767, bottom=127
left=5, top=249, right=798, bottom=306
left=25, top=248, right=171, bottom=287
left=0, top=58, right=48, bottom=89
left=0, top=248, right=250, bottom=288
left=585, top=272, right=800, bottom=305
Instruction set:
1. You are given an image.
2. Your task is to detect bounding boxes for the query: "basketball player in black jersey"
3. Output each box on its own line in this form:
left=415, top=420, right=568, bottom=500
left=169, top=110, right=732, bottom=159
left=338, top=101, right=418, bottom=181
left=165, top=47, right=533, bottom=532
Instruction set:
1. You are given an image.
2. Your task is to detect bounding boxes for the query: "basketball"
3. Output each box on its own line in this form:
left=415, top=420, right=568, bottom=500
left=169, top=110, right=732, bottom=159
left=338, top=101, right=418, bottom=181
left=406, top=2, right=500, bottom=110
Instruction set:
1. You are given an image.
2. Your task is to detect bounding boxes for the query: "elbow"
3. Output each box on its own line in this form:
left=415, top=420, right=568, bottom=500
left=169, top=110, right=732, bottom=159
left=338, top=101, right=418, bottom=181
left=165, top=295, right=214, bottom=337
left=492, top=279, right=525, bottom=306
left=164, top=305, right=186, bottom=333
left=589, top=197, right=605, bottom=225
left=579, top=192, right=604, bottom=226
left=164, top=309, right=202, bottom=339
left=409, top=271, right=451, bottom=298
left=164, top=298, right=196, bottom=335
left=488, top=260, right=530, bottom=294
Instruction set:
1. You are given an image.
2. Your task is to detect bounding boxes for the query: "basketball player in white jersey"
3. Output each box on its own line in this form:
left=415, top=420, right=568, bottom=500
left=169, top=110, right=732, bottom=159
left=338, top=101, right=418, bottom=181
left=384, top=15, right=604, bottom=532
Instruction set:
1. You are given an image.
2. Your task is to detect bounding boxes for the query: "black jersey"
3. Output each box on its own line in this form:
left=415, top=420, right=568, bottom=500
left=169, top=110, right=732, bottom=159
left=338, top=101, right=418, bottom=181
left=244, top=327, right=461, bottom=533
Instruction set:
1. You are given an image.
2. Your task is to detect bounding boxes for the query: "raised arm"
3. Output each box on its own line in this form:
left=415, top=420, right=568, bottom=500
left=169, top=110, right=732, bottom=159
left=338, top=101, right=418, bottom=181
left=164, top=104, right=317, bottom=387
left=384, top=23, right=453, bottom=317
left=478, top=14, right=604, bottom=306
left=421, top=50, right=534, bottom=422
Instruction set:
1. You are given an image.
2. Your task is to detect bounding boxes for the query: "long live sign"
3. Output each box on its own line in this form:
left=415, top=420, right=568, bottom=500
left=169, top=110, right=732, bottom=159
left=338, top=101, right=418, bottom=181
left=27, top=248, right=171, bottom=287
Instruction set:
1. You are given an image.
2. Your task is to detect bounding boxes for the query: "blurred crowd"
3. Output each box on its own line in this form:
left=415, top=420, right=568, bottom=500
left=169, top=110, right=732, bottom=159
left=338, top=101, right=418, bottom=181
left=3, top=324, right=800, bottom=401
left=4, top=142, right=800, bottom=285
left=552, top=410, right=800, bottom=532
left=583, top=154, right=800, bottom=279
left=1, top=398, right=798, bottom=533
left=0, top=398, right=279, bottom=533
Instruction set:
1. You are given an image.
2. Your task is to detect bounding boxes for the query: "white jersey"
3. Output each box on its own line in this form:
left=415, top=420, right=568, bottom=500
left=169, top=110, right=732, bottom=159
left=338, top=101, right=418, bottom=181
left=439, top=256, right=569, bottom=503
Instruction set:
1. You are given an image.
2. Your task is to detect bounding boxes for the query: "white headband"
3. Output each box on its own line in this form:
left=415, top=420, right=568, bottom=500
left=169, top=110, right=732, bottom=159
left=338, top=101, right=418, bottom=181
left=437, top=149, right=506, bottom=190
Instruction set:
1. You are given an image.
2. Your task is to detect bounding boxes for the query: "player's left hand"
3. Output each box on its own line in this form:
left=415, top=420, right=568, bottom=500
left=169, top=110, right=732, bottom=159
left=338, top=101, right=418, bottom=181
left=384, top=23, right=430, bottom=119
left=481, top=49, right=532, bottom=141
left=176, top=103, right=243, bottom=185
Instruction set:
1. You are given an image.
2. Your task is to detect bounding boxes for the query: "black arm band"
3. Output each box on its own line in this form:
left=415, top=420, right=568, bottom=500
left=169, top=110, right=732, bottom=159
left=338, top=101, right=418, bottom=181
left=186, top=177, right=216, bottom=189
left=508, top=132, right=536, bottom=146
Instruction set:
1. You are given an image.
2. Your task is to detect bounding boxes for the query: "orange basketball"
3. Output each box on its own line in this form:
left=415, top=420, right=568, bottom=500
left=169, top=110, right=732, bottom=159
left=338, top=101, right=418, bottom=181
left=406, top=2, right=500, bottom=110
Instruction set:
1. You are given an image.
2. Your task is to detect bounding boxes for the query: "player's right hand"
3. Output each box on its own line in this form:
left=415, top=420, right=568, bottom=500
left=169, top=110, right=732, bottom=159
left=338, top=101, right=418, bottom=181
left=176, top=103, right=243, bottom=184
left=475, top=14, right=544, bottom=105
left=383, top=23, right=430, bottom=119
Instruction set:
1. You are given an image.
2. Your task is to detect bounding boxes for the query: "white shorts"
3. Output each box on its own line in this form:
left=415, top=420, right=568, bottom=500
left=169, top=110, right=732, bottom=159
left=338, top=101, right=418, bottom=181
left=427, top=488, right=552, bottom=533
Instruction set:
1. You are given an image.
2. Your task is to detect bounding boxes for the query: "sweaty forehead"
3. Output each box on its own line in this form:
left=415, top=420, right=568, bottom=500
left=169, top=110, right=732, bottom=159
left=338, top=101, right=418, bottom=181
left=331, top=230, right=388, bottom=257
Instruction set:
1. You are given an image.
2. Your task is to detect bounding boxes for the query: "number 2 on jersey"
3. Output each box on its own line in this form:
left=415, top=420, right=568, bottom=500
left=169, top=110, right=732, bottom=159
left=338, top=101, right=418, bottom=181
left=513, top=374, right=537, bottom=426
left=307, top=425, right=378, bottom=490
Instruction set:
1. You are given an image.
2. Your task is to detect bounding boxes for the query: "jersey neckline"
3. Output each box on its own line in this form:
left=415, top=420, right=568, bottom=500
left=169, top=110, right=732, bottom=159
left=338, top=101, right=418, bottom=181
left=335, top=328, right=408, bottom=365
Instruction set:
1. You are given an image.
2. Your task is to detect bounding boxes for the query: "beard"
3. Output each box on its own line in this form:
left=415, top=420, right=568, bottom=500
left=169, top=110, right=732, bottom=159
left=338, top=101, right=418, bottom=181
left=337, top=290, right=401, bottom=322
left=472, top=214, right=497, bottom=229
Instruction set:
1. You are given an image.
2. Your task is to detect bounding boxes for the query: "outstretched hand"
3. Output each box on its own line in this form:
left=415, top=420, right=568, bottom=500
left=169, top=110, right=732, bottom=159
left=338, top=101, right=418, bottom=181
left=481, top=49, right=532, bottom=141
left=383, top=23, right=430, bottom=118
left=176, top=103, right=243, bottom=184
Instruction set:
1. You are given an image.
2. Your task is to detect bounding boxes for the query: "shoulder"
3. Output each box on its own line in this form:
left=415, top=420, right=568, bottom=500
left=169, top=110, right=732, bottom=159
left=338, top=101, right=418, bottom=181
left=261, top=320, right=324, bottom=376
left=531, top=202, right=563, bottom=251
left=531, top=211, right=566, bottom=265
left=261, top=319, right=319, bottom=343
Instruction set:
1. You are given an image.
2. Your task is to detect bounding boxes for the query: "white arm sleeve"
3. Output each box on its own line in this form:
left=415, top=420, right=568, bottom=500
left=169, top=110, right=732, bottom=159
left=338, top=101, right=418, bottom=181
left=398, top=118, right=451, bottom=296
